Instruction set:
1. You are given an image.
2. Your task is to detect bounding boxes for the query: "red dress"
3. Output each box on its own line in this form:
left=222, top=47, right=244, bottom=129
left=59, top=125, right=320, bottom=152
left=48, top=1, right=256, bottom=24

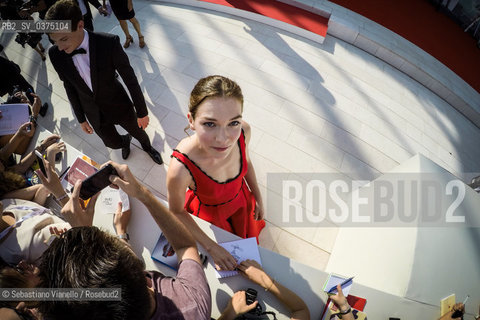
left=171, top=131, right=265, bottom=241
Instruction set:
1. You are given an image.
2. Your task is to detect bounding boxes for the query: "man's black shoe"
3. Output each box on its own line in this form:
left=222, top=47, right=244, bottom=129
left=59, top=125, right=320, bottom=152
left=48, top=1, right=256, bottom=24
left=146, top=147, right=163, bottom=165
left=122, top=134, right=132, bottom=160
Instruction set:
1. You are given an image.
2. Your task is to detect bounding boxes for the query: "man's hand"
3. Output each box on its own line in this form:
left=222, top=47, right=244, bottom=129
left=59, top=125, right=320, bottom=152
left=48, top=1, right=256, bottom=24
left=80, top=121, right=94, bottom=134
left=222, top=291, right=258, bottom=319
left=61, top=180, right=99, bottom=227
left=137, top=115, right=149, bottom=130
left=127, top=0, right=133, bottom=11
left=108, top=161, right=147, bottom=200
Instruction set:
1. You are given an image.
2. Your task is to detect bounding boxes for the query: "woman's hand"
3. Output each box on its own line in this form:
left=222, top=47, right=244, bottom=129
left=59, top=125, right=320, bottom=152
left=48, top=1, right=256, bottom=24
left=46, top=141, right=66, bottom=163
left=40, top=134, right=61, bottom=151
left=209, top=243, right=238, bottom=271
left=14, top=91, right=29, bottom=103
left=30, top=92, right=42, bottom=117
left=17, top=122, right=35, bottom=138
left=49, top=226, right=69, bottom=237
left=237, top=259, right=272, bottom=288
left=329, top=284, right=350, bottom=313
left=254, top=201, right=264, bottom=220
left=36, top=158, right=64, bottom=198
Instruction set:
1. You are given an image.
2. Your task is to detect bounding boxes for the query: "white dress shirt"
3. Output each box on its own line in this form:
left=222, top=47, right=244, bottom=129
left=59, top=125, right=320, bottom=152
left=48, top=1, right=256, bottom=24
left=72, top=30, right=93, bottom=91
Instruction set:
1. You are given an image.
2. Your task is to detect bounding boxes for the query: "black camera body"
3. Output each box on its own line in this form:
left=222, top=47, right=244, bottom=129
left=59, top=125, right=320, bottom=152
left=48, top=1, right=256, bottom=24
left=245, top=288, right=263, bottom=315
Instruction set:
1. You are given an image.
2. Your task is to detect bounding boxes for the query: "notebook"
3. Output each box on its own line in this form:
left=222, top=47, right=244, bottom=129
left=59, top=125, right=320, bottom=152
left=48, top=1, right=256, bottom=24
left=323, top=273, right=353, bottom=297
left=216, top=237, right=262, bottom=279
left=0, top=104, right=29, bottom=135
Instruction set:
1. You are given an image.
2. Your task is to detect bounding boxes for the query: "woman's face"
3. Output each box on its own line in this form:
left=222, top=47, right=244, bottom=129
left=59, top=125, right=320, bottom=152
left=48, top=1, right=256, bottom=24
left=188, top=97, right=243, bottom=158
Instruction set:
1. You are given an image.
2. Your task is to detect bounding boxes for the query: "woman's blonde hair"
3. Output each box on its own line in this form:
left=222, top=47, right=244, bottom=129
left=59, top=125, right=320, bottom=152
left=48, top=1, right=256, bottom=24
left=188, top=75, right=244, bottom=120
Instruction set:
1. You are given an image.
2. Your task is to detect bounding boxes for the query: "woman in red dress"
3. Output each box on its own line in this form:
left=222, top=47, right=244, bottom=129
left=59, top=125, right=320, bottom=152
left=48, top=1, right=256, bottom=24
left=167, top=75, right=265, bottom=271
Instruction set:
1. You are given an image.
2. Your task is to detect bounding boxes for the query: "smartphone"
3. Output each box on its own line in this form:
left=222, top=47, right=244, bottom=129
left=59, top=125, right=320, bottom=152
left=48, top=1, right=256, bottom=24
left=35, top=150, right=47, bottom=176
left=75, top=164, right=118, bottom=200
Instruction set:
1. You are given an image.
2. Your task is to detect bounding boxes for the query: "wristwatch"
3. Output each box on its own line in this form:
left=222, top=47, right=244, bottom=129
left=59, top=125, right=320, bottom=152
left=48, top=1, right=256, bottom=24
left=118, top=233, right=129, bottom=241
left=338, top=305, right=352, bottom=315
left=29, top=115, right=37, bottom=126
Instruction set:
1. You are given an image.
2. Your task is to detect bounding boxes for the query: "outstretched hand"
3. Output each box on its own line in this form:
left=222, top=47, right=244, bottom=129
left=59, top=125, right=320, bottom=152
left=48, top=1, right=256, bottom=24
left=49, top=226, right=69, bottom=237
left=60, top=180, right=99, bottom=227
left=209, top=243, right=238, bottom=271
left=329, top=284, right=350, bottom=313
left=237, top=259, right=271, bottom=288
left=36, top=158, right=64, bottom=197
left=17, top=122, right=35, bottom=137
left=39, top=134, right=61, bottom=150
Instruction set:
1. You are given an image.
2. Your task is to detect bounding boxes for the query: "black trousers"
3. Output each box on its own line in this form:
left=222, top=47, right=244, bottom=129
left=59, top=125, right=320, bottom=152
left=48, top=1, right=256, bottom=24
left=95, top=115, right=151, bottom=150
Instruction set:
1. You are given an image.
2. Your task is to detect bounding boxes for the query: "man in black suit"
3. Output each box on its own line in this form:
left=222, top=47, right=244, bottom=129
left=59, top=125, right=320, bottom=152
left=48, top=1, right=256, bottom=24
left=45, top=0, right=162, bottom=164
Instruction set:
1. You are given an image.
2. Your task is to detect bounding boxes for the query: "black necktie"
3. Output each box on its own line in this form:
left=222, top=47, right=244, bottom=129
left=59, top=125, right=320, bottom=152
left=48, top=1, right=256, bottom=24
left=69, top=48, right=87, bottom=57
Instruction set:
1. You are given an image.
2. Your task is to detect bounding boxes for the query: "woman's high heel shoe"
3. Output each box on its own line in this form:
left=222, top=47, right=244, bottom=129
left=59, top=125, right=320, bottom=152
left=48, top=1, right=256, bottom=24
left=124, top=35, right=133, bottom=49
left=139, top=36, right=145, bottom=48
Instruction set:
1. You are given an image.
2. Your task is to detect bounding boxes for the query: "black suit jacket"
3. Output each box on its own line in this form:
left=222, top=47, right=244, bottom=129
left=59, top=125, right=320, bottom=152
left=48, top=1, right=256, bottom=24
left=49, top=31, right=147, bottom=130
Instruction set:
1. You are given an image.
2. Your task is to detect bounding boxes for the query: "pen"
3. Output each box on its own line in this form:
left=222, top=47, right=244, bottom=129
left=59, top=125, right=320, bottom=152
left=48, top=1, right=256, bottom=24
left=463, top=295, right=469, bottom=305
left=58, top=166, right=70, bottom=180
left=328, top=276, right=354, bottom=293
